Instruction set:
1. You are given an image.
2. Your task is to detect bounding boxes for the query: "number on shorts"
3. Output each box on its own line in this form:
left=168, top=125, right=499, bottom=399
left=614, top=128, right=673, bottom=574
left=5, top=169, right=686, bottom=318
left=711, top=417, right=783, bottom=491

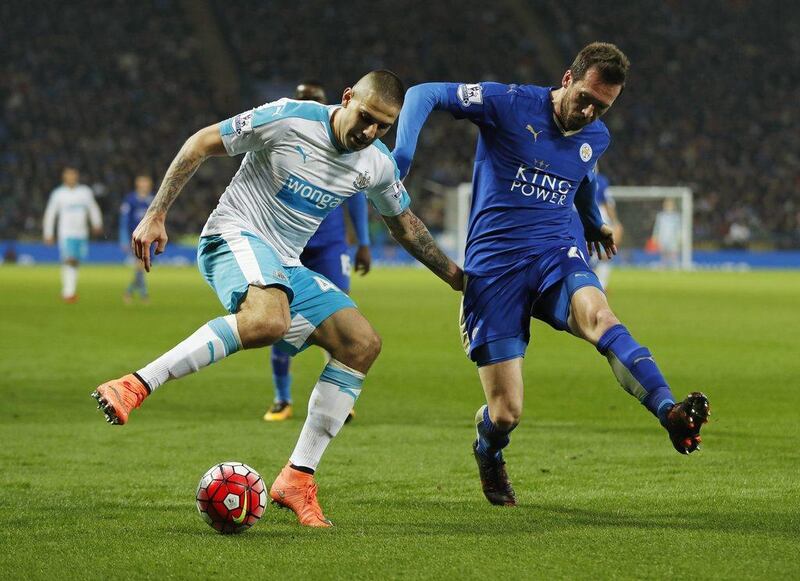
left=340, top=253, right=351, bottom=276
left=568, top=246, right=587, bottom=263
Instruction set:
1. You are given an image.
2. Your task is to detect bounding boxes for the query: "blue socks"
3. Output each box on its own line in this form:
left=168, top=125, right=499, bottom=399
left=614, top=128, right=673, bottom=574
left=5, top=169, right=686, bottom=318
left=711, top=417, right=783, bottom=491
left=476, top=406, right=517, bottom=460
left=597, top=324, right=675, bottom=423
left=127, top=270, right=148, bottom=298
left=271, top=347, right=292, bottom=402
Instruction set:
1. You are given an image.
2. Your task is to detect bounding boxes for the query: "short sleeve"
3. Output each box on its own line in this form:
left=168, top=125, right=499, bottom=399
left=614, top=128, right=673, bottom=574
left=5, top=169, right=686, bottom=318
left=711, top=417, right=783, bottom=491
left=366, top=151, right=411, bottom=217
left=218, top=99, right=293, bottom=156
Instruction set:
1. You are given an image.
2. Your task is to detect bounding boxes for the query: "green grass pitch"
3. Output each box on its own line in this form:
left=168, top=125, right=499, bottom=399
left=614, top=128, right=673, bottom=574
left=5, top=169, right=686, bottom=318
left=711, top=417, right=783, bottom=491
left=1, top=265, right=798, bottom=579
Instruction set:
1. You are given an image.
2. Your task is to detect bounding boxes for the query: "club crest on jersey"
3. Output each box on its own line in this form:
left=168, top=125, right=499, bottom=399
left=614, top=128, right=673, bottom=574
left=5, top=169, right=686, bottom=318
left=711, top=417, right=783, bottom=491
left=234, top=111, right=253, bottom=136
left=353, top=170, right=371, bottom=191
left=457, top=84, right=483, bottom=107
left=579, top=143, right=593, bottom=162
left=272, top=270, right=288, bottom=282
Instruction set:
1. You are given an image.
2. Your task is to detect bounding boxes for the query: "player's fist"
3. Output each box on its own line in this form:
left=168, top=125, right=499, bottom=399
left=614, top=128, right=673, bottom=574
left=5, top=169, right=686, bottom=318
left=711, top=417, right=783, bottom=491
left=354, top=245, right=372, bottom=275
left=132, top=212, right=168, bottom=272
left=44, top=237, right=55, bottom=246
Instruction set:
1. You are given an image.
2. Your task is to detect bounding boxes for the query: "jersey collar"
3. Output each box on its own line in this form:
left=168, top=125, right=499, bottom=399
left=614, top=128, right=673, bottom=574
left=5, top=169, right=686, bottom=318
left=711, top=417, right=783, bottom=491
left=327, top=106, right=350, bottom=153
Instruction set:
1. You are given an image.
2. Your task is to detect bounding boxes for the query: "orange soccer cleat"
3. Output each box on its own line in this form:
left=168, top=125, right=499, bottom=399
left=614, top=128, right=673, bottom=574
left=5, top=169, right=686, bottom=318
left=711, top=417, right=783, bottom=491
left=269, top=463, right=333, bottom=528
left=91, top=373, right=150, bottom=425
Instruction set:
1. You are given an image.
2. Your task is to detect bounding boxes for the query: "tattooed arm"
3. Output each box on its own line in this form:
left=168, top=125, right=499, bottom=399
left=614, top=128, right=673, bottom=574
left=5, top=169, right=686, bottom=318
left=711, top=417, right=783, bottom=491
left=383, top=209, right=464, bottom=291
left=132, top=125, right=227, bottom=271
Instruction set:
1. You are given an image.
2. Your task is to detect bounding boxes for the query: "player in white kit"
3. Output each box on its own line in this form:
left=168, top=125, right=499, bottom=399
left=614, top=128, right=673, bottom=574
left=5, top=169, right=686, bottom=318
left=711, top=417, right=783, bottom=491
left=91, top=71, right=463, bottom=527
left=42, top=167, right=103, bottom=302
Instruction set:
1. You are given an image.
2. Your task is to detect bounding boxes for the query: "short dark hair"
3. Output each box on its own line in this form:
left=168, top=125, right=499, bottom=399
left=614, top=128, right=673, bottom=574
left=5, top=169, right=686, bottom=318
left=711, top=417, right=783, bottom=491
left=295, top=80, right=327, bottom=104
left=357, top=69, right=406, bottom=108
left=570, top=42, right=629, bottom=87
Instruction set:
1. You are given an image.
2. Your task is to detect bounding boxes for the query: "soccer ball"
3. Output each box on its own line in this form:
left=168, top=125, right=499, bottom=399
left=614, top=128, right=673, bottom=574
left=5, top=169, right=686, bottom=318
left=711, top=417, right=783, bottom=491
left=196, top=462, right=267, bottom=534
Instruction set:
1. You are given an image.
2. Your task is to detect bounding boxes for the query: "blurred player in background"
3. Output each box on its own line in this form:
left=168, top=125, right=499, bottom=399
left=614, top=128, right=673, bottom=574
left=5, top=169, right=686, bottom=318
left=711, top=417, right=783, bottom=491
left=651, top=198, right=681, bottom=269
left=572, top=169, right=623, bottom=289
left=394, top=42, right=709, bottom=507
left=42, top=167, right=103, bottom=302
left=92, top=70, right=462, bottom=527
left=119, top=175, right=155, bottom=303
left=591, top=171, right=622, bottom=288
left=264, top=81, right=371, bottom=423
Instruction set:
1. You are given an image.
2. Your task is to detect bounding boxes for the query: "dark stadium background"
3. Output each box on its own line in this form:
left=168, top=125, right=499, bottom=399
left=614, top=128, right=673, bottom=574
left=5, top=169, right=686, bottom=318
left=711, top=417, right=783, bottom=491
left=1, top=0, right=798, bottom=254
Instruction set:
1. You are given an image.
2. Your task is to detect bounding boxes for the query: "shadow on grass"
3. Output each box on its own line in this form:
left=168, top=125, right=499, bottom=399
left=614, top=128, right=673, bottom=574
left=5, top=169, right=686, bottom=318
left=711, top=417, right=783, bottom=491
left=343, top=498, right=799, bottom=539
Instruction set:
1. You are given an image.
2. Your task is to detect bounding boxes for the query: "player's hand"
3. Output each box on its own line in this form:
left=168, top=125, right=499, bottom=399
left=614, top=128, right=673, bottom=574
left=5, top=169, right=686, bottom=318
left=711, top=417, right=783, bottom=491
left=132, top=212, right=168, bottom=272
left=44, top=237, right=55, bottom=246
left=354, top=245, right=372, bottom=275
left=588, top=224, right=617, bottom=260
left=450, top=266, right=465, bottom=292
left=91, top=226, right=103, bottom=237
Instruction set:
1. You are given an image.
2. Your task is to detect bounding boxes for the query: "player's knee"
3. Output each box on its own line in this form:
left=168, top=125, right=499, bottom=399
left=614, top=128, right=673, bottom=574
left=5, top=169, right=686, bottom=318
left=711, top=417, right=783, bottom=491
left=594, top=307, right=620, bottom=334
left=357, top=329, right=382, bottom=365
left=340, top=329, right=382, bottom=369
left=490, top=403, right=522, bottom=430
left=238, top=314, right=290, bottom=348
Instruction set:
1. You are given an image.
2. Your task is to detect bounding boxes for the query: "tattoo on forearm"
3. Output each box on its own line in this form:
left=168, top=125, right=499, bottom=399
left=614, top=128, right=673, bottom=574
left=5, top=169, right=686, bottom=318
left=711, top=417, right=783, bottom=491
left=148, top=145, right=205, bottom=215
left=395, top=211, right=452, bottom=279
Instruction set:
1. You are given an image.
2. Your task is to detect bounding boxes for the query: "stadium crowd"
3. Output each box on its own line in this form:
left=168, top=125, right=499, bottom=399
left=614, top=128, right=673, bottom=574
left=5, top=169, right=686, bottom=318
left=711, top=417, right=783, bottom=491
left=0, top=0, right=235, bottom=242
left=2, top=0, right=797, bottom=248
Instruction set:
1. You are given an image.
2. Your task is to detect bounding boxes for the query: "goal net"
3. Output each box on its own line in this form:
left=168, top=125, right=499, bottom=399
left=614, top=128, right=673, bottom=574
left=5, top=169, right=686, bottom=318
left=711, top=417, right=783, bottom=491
left=608, top=186, right=693, bottom=270
left=443, top=183, right=693, bottom=270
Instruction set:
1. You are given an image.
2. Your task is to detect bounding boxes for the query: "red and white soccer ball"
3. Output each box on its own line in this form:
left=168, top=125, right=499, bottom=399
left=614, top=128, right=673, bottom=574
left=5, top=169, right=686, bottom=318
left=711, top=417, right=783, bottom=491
left=196, top=462, right=267, bottom=534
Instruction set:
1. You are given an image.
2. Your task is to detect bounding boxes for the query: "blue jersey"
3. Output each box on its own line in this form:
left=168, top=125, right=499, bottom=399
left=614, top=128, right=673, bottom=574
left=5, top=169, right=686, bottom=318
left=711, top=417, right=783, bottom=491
left=305, top=192, right=370, bottom=249
left=394, top=82, right=610, bottom=276
left=570, top=172, right=612, bottom=250
left=595, top=173, right=610, bottom=206
left=119, top=191, right=153, bottom=244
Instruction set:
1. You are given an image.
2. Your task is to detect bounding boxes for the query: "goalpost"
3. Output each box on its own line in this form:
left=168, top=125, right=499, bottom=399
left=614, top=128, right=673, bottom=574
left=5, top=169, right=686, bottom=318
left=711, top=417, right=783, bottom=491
left=443, top=183, right=693, bottom=270
left=608, top=186, right=693, bottom=270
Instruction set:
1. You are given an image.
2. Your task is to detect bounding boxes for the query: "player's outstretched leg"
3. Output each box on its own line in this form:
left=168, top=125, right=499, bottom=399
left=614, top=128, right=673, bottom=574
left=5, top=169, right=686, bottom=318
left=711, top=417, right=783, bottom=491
left=270, top=308, right=379, bottom=527
left=91, top=314, right=243, bottom=425
left=472, top=358, right=522, bottom=506
left=569, top=285, right=711, bottom=454
left=264, top=346, right=293, bottom=421
left=91, top=286, right=291, bottom=426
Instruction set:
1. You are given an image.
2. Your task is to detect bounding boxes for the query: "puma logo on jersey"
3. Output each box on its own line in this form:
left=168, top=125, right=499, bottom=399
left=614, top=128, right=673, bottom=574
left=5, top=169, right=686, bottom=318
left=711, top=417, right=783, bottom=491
left=295, top=145, right=311, bottom=163
left=526, top=124, right=543, bottom=142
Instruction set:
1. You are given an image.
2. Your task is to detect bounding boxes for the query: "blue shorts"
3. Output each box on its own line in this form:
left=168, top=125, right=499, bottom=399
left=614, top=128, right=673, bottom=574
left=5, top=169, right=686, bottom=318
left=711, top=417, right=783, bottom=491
left=197, top=231, right=355, bottom=356
left=301, top=241, right=351, bottom=293
left=59, top=238, right=88, bottom=261
left=460, top=244, right=603, bottom=367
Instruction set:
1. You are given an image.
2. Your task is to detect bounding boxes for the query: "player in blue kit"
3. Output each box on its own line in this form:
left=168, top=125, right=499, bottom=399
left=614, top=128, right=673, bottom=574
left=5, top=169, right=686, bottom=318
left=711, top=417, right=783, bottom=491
left=571, top=169, right=623, bottom=290
left=265, top=82, right=371, bottom=423
left=393, top=42, right=710, bottom=507
left=119, top=175, right=155, bottom=303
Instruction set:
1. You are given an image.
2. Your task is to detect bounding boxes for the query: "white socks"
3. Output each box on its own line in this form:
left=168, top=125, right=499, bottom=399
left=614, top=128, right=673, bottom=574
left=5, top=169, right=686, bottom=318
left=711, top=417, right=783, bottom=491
left=594, top=261, right=612, bottom=289
left=61, top=264, right=78, bottom=297
left=290, top=359, right=365, bottom=471
left=137, top=315, right=242, bottom=391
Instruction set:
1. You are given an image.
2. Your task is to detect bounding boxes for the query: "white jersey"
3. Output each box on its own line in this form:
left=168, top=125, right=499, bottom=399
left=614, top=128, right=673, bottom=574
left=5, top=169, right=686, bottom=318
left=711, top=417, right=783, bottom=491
left=652, top=210, right=682, bottom=251
left=203, top=98, right=410, bottom=266
left=43, top=184, right=102, bottom=240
